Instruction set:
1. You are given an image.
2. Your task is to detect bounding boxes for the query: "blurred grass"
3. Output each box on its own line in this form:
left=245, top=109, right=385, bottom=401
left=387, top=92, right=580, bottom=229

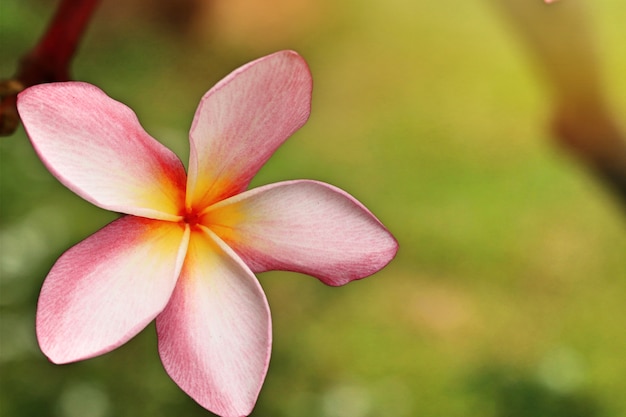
left=1, top=0, right=625, bottom=416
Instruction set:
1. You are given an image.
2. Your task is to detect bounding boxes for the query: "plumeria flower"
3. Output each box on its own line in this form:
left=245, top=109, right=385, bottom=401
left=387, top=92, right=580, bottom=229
left=16, top=50, right=397, bottom=417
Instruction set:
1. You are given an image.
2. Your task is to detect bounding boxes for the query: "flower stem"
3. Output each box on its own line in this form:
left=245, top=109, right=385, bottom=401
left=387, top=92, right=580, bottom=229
left=0, top=0, right=101, bottom=136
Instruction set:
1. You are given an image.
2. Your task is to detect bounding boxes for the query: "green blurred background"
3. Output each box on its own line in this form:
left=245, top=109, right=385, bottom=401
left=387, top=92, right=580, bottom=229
left=1, top=0, right=625, bottom=416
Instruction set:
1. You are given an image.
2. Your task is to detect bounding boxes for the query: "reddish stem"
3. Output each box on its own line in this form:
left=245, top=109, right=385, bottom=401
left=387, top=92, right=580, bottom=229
left=0, top=0, right=101, bottom=136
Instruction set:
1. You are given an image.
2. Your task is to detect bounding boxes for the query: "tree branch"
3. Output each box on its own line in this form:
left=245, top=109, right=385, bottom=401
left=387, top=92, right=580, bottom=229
left=495, top=0, right=626, bottom=208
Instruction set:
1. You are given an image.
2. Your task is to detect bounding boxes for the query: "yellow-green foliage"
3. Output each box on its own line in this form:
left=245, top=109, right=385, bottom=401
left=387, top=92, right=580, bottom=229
left=1, top=1, right=624, bottom=416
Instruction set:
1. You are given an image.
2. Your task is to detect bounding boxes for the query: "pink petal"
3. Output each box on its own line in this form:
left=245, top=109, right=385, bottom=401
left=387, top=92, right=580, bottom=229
left=156, top=227, right=271, bottom=417
left=186, top=50, right=312, bottom=210
left=17, top=82, right=187, bottom=220
left=37, top=216, right=190, bottom=364
left=203, top=180, right=398, bottom=286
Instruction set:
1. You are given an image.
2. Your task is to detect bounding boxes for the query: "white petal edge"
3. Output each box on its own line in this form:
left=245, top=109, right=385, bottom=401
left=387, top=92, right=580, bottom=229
left=156, top=227, right=271, bottom=417
left=204, top=180, right=399, bottom=286
left=17, top=82, right=187, bottom=220
left=186, top=50, right=312, bottom=209
left=37, top=216, right=190, bottom=363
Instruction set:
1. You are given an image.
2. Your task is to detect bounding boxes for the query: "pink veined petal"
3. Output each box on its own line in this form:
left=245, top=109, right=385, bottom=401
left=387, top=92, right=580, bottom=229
left=186, top=50, right=312, bottom=210
left=203, top=180, right=399, bottom=286
left=156, top=227, right=271, bottom=417
left=37, top=216, right=190, bottom=364
left=17, top=82, right=187, bottom=221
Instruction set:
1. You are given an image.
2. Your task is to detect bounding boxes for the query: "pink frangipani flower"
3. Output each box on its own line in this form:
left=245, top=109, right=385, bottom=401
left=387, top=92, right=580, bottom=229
left=16, top=51, right=397, bottom=417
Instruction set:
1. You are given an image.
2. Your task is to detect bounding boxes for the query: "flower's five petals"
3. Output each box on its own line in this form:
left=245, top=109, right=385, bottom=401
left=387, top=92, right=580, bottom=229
left=17, top=83, right=187, bottom=221
left=19, top=50, right=397, bottom=417
left=156, top=228, right=271, bottom=417
left=37, top=216, right=190, bottom=364
left=205, top=180, right=399, bottom=286
left=186, top=50, right=312, bottom=209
